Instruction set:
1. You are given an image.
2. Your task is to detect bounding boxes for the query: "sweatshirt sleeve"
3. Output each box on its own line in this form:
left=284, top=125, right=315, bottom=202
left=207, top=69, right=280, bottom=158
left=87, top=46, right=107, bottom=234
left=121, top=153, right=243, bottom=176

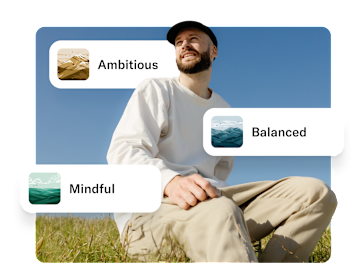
left=214, top=156, right=234, bottom=182
left=107, top=80, right=180, bottom=197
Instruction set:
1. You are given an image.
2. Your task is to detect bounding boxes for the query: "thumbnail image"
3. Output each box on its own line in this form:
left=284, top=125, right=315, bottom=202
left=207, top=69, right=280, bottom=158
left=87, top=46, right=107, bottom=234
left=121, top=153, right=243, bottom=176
left=29, top=173, right=61, bottom=204
left=211, top=116, right=243, bottom=148
left=57, top=48, right=89, bottom=80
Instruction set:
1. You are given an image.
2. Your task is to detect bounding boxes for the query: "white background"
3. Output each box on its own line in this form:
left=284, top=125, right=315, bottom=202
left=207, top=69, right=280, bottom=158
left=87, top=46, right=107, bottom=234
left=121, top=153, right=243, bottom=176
left=204, top=108, right=344, bottom=156
left=22, top=165, right=161, bottom=213
left=50, top=41, right=179, bottom=88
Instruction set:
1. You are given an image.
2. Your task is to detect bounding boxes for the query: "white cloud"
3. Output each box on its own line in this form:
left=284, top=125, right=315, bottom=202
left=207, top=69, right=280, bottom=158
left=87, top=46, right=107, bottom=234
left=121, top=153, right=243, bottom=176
left=29, top=178, right=44, bottom=185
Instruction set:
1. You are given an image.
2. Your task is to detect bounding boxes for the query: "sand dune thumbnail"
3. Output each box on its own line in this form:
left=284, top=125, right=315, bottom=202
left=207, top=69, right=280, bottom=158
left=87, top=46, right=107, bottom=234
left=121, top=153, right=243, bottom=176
left=58, top=54, right=89, bottom=80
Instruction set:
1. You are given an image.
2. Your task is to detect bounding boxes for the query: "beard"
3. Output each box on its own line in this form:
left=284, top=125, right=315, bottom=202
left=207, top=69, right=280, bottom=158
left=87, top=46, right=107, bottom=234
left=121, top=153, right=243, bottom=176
left=176, top=48, right=212, bottom=74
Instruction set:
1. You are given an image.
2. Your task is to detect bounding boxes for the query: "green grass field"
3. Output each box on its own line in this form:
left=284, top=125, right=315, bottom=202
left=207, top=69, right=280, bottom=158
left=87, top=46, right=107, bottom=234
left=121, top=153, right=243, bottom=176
left=35, top=214, right=331, bottom=263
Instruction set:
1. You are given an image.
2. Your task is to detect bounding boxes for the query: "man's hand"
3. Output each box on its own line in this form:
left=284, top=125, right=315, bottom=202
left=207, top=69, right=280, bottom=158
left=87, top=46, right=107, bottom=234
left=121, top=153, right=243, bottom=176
left=164, top=174, right=218, bottom=210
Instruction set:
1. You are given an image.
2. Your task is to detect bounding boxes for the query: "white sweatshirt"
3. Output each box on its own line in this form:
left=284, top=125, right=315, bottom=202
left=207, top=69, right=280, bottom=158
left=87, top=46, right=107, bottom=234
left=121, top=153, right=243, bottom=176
left=107, top=77, right=234, bottom=236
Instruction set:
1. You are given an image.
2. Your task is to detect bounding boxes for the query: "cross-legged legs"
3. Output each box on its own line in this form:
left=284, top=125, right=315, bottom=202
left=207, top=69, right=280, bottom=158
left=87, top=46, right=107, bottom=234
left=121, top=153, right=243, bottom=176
left=120, top=176, right=336, bottom=262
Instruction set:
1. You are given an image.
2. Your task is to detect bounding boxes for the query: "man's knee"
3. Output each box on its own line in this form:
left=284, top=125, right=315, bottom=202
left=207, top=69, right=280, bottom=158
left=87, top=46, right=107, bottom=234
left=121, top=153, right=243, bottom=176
left=286, top=176, right=337, bottom=208
left=203, top=196, right=244, bottom=223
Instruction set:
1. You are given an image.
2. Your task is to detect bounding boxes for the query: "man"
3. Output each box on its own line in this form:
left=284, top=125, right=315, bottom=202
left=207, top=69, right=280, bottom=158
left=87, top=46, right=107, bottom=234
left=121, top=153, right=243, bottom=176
left=107, top=21, right=337, bottom=262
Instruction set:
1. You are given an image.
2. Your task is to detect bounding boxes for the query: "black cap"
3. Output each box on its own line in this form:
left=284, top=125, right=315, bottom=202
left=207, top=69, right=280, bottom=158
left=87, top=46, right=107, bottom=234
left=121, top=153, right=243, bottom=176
left=167, top=21, right=217, bottom=48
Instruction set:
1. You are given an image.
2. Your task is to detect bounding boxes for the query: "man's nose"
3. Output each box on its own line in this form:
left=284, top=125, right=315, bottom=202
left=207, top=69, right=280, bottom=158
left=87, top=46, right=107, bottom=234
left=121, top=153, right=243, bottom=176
left=181, top=39, right=191, bottom=49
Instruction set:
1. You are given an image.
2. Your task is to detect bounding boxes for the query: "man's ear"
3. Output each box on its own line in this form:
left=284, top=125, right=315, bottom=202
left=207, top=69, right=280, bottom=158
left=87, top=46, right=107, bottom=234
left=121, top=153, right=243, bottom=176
left=211, top=45, right=218, bottom=61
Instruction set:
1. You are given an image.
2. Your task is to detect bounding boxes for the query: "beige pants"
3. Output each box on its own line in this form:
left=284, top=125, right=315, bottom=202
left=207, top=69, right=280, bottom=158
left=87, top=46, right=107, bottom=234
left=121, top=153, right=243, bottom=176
left=120, top=177, right=337, bottom=262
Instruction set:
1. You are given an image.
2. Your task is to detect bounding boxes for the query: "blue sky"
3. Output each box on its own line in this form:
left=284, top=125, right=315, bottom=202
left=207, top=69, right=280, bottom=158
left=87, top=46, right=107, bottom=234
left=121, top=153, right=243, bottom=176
left=36, top=27, right=331, bottom=217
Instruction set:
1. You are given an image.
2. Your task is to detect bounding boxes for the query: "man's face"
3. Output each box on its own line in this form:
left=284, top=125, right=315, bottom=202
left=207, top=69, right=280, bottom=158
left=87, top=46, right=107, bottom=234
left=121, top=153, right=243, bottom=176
left=175, top=28, right=217, bottom=74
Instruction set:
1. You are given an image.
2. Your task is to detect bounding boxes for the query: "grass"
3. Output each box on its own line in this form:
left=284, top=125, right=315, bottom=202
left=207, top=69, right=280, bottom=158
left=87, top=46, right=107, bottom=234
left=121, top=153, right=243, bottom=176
left=35, top=214, right=332, bottom=263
